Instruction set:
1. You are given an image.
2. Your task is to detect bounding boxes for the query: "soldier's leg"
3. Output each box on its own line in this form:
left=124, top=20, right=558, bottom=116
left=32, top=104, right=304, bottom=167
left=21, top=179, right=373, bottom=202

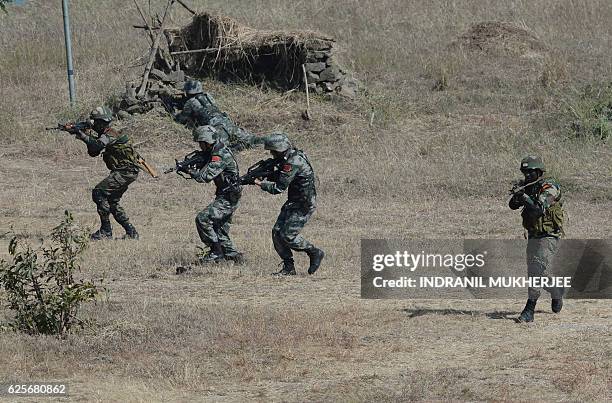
left=272, top=204, right=294, bottom=261
left=527, top=237, right=560, bottom=299
left=195, top=198, right=227, bottom=262
left=107, top=171, right=139, bottom=238
left=91, top=176, right=114, bottom=240
left=277, top=204, right=316, bottom=253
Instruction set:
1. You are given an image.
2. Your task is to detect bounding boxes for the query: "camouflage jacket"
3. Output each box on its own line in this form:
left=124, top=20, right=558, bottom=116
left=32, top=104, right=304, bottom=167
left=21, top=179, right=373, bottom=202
left=191, top=141, right=241, bottom=199
left=509, top=177, right=564, bottom=238
left=80, top=127, right=140, bottom=173
left=175, top=93, right=220, bottom=127
left=260, top=148, right=316, bottom=206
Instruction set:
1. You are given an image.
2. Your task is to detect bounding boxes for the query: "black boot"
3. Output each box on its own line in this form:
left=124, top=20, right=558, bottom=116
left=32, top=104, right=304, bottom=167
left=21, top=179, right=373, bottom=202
left=552, top=298, right=563, bottom=313
left=199, top=242, right=225, bottom=264
left=306, top=247, right=325, bottom=275
left=273, top=259, right=296, bottom=276
left=225, top=252, right=246, bottom=265
left=121, top=223, right=139, bottom=240
left=517, top=299, right=537, bottom=323
left=90, top=220, right=112, bottom=241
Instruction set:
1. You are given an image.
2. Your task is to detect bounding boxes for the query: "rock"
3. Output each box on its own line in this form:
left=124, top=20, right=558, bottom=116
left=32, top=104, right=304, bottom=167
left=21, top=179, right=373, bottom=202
left=126, top=104, right=146, bottom=114
left=304, top=62, right=326, bottom=73
left=314, top=85, right=324, bottom=94
left=167, top=69, right=185, bottom=83
left=337, top=85, right=357, bottom=99
left=117, top=110, right=132, bottom=120
left=307, top=83, right=317, bottom=91
left=310, top=41, right=333, bottom=51
left=306, top=71, right=321, bottom=83
left=319, top=66, right=342, bottom=82
left=150, top=69, right=168, bottom=81
left=323, top=81, right=339, bottom=92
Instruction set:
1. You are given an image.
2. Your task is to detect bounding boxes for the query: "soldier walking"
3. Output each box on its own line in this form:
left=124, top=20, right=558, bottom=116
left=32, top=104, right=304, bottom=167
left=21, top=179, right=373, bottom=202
left=187, top=126, right=244, bottom=263
left=249, top=133, right=324, bottom=275
left=509, top=155, right=565, bottom=322
left=75, top=106, right=141, bottom=240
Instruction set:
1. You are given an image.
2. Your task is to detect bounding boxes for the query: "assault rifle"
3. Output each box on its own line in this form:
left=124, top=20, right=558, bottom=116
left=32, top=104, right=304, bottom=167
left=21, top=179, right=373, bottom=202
left=164, top=150, right=210, bottom=179
left=223, top=158, right=280, bottom=192
left=45, top=121, right=91, bottom=134
left=509, top=178, right=541, bottom=196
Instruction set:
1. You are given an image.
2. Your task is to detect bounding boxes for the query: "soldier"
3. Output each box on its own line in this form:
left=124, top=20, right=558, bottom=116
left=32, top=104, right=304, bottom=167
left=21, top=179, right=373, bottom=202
left=187, top=126, right=243, bottom=263
left=75, top=106, right=140, bottom=240
left=174, top=80, right=220, bottom=128
left=209, top=112, right=263, bottom=151
left=509, top=155, right=565, bottom=322
left=250, top=133, right=324, bottom=275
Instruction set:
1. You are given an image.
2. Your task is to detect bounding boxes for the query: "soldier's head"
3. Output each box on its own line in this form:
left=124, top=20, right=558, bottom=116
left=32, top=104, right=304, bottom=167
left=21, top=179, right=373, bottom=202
left=184, top=80, right=203, bottom=97
left=264, top=132, right=292, bottom=159
left=89, top=106, right=113, bottom=134
left=520, top=155, right=545, bottom=183
left=193, top=125, right=216, bottom=151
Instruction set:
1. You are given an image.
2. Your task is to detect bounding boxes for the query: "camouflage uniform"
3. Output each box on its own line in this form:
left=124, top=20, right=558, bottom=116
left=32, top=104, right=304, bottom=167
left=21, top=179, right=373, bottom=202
left=175, top=80, right=261, bottom=151
left=189, top=127, right=242, bottom=261
left=79, top=122, right=141, bottom=240
left=209, top=112, right=262, bottom=151
left=259, top=133, right=324, bottom=275
left=509, top=155, right=564, bottom=321
left=175, top=92, right=220, bottom=127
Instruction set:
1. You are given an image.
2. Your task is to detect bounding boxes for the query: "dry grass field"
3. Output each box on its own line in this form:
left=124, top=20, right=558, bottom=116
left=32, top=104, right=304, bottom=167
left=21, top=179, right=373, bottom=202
left=0, top=0, right=611, bottom=401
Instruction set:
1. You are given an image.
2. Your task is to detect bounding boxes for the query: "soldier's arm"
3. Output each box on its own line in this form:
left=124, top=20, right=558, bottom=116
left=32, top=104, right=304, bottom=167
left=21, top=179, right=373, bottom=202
left=509, top=194, right=524, bottom=210
left=191, top=154, right=226, bottom=183
left=537, top=182, right=561, bottom=210
left=175, top=100, right=193, bottom=124
left=260, top=160, right=298, bottom=194
left=76, top=130, right=106, bottom=157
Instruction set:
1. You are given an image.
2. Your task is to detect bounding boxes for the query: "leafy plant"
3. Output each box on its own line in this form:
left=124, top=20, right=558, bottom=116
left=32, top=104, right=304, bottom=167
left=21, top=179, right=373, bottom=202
left=0, top=211, right=103, bottom=336
left=562, top=83, right=612, bottom=139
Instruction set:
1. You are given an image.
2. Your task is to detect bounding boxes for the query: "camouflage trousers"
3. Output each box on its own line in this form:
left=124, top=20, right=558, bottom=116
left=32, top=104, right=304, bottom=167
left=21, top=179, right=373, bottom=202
left=92, top=170, right=138, bottom=229
left=526, top=236, right=563, bottom=299
left=195, top=195, right=240, bottom=256
left=272, top=200, right=316, bottom=261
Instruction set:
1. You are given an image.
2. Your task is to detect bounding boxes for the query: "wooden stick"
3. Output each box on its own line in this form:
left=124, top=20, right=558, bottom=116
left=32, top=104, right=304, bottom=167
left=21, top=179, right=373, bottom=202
left=176, top=0, right=196, bottom=15
left=302, top=64, right=312, bottom=120
left=133, top=24, right=160, bottom=30
left=137, top=0, right=174, bottom=98
left=170, top=46, right=238, bottom=55
left=133, top=0, right=154, bottom=43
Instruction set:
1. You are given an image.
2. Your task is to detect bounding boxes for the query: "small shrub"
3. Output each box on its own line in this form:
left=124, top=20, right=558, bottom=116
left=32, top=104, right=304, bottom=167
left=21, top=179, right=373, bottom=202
left=0, top=211, right=103, bottom=336
left=560, top=82, right=612, bottom=139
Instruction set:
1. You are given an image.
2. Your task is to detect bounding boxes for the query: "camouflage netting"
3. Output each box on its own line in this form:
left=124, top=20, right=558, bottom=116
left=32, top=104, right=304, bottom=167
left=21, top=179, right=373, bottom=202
left=164, top=13, right=359, bottom=97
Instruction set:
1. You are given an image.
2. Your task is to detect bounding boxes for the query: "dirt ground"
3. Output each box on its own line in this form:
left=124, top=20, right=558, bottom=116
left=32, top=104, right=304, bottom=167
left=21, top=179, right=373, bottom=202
left=0, top=146, right=609, bottom=402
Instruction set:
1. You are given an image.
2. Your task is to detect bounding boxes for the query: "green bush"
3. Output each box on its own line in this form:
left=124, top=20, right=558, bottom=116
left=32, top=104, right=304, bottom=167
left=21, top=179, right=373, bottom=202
left=564, top=83, right=612, bottom=139
left=0, top=211, right=103, bottom=336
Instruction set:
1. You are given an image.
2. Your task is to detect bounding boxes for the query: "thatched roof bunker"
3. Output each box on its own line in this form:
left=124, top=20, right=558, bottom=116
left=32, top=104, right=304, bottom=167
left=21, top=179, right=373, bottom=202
left=163, top=13, right=357, bottom=95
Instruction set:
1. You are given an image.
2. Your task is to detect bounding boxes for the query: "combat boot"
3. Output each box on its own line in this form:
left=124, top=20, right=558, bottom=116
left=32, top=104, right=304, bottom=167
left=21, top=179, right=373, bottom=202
left=306, top=247, right=325, bottom=275
left=199, top=242, right=225, bottom=264
left=90, top=220, right=112, bottom=241
left=121, top=223, right=139, bottom=240
left=552, top=298, right=563, bottom=313
left=225, top=252, right=246, bottom=265
left=273, top=259, right=296, bottom=276
left=517, top=299, right=537, bottom=323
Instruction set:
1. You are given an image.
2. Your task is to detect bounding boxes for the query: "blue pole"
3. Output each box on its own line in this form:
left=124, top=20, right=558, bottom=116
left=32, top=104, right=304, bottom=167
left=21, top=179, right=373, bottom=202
left=61, top=0, right=76, bottom=106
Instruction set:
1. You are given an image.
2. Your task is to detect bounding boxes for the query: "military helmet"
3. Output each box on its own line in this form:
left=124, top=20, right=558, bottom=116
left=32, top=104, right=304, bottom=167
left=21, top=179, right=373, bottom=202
left=264, top=132, right=291, bottom=152
left=520, top=155, right=546, bottom=172
left=193, top=125, right=217, bottom=144
left=90, top=106, right=113, bottom=123
left=184, top=80, right=203, bottom=95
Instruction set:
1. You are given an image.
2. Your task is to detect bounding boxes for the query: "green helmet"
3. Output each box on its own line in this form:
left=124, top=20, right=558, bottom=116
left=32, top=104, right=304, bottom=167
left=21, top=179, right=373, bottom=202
left=520, top=155, right=546, bottom=172
left=193, top=125, right=216, bottom=144
left=264, top=132, right=291, bottom=152
left=184, top=80, right=203, bottom=95
left=90, top=106, right=113, bottom=122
